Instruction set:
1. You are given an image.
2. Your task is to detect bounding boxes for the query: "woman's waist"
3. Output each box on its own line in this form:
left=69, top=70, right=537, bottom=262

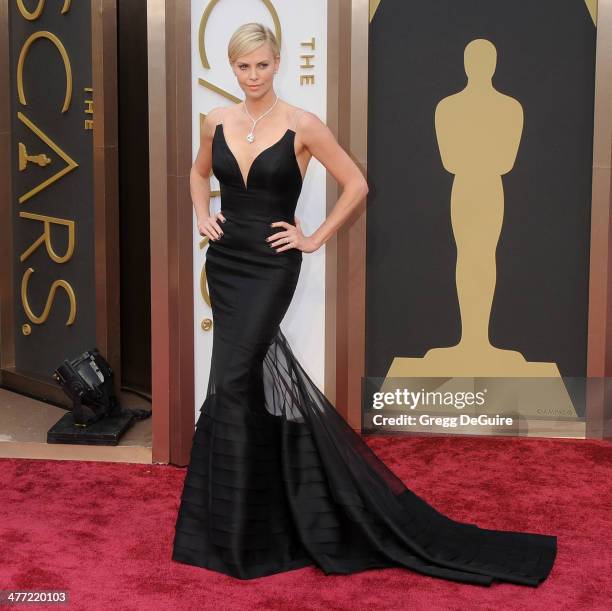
left=207, top=212, right=301, bottom=259
left=219, top=205, right=296, bottom=221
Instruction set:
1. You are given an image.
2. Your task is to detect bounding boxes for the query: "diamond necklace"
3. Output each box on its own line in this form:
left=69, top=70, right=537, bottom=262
left=242, top=95, right=279, bottom=143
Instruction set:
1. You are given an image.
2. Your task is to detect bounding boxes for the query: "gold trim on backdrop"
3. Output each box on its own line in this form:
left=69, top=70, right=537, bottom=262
left=197, top=78, right=241, bottom=102
left=17, top=0, right=72, bottom=21
left=19, top=212, right=75, bottom=262
left=21, top=267, right=76, bottom=325
left=585, top=0, right=597, bottom=25
left=369, top=0, right=382, bottom=23
left=17, top=31, right=72, bottom=111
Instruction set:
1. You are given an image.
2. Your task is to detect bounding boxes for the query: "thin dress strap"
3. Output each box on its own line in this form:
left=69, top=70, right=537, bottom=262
left=292, top=109, right=305, bottom=132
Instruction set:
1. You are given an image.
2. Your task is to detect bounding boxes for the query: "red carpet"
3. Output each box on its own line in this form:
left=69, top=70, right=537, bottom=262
left=1, top=435, right=610, bottom=610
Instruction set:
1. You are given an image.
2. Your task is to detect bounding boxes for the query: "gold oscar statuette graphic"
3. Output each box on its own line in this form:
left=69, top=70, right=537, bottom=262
left=17, top=111, right=78, bottom=204
left=381, top=39, right=577, bottom=433
left=18, top=142, right=51, bottom=170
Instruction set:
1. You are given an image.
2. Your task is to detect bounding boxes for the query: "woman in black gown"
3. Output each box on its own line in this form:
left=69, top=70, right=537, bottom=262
left=172, top=22, right=557, bottom=585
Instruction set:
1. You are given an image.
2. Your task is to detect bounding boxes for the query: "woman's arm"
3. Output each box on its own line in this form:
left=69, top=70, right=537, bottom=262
left=270, top=111, right=369, bottom=253
left=191, top=107, right=226, bottom=242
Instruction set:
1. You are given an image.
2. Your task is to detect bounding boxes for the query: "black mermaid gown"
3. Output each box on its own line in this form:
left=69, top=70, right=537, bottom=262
left=172, top=112, right=557, bottom=585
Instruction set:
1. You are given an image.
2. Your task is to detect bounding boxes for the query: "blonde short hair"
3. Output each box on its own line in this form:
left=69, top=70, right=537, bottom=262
left=227, top=23, right=280, bottom=64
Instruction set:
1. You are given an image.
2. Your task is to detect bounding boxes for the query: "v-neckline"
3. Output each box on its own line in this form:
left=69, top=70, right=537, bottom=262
left=218, top=123, right=295, bottom=191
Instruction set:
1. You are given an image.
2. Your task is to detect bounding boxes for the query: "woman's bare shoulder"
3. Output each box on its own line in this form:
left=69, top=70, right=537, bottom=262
left=295, top=109, right=328, bottom=139
left=285, top=102, right=316, bottom=119
left=285, top=103, right=324, bottom=131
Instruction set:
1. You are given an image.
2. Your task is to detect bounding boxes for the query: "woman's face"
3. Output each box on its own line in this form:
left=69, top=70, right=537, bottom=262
left=231, top=42, right=279, bottom=99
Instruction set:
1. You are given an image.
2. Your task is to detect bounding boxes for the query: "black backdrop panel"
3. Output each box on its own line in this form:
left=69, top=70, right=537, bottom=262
left=9, top=2, right=95, bottom=379
left=365, top=0, right=595, bottom=381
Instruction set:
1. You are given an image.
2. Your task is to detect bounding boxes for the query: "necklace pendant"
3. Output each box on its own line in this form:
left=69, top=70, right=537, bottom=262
left=246, top=132, right=255, bottom=143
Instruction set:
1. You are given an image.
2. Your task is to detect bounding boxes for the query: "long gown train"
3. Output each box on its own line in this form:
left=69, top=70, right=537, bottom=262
left=172, top=108, right=557, bottom=584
